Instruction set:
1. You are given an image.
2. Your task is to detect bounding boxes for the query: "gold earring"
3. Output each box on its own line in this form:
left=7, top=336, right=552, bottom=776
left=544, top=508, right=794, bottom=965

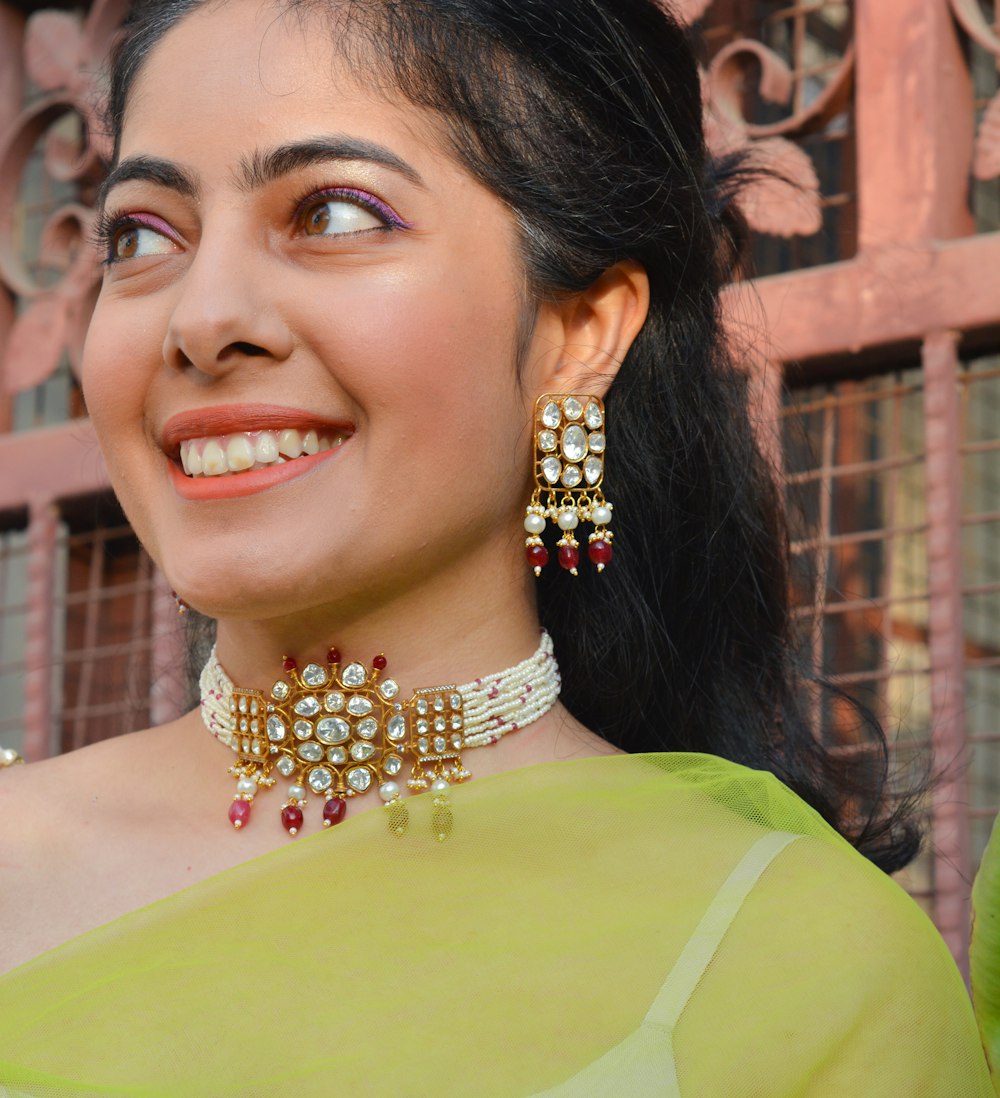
left=523, top=394, right=614, bottom=577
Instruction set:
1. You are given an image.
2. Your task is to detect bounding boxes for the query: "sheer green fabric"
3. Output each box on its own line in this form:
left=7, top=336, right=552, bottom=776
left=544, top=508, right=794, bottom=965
left=0, top=753, right=992, bottom=1096
left=973, top=812, right=1000, bottom=1086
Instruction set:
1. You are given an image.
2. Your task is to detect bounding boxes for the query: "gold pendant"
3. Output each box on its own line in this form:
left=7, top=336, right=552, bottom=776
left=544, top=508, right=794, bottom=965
left=225, top=650, right=469, bottom=836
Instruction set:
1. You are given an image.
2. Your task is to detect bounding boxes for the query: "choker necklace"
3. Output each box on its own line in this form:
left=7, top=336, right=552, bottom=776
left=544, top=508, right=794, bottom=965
left=200, top=632, right=560, bottom=838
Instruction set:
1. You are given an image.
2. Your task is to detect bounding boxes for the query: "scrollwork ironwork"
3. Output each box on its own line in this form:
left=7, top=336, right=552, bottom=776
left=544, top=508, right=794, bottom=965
left=671, top=0, right=855, bottom=240
left=0, top=0, right=127, bottom=397
left=947, top=0, right=1000, bottom=182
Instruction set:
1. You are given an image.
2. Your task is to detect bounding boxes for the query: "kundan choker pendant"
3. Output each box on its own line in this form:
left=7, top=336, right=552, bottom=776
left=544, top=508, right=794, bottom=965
left=200, top=633, right=560, bottom=839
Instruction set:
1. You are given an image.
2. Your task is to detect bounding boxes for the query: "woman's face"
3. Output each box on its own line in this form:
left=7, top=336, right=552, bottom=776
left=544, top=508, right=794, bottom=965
left=84, top=0, right=544, bottom=621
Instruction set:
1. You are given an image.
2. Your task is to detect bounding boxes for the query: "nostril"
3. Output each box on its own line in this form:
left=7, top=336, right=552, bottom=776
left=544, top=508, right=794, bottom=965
left=229, top=341, right=270, bottom=357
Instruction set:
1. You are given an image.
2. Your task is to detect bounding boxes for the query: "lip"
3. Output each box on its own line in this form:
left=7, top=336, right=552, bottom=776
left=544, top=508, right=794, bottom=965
left=160, top=404, right=354, bottom=451
left=167, top=447, right=342, bottom=500
left=159, top=403, right=353, bottom=501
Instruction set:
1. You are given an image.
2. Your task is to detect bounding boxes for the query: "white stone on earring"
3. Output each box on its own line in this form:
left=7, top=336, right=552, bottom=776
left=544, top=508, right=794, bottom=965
left=379, top=781, right=401, bottom=802
left=523, top=513, right=546, bottom=535
left=557, top=510, right=579, bottom=530
left=591, top=505, right=612, bottom=525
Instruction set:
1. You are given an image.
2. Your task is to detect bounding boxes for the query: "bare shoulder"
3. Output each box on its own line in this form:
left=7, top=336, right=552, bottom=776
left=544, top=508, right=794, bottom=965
left=0, top=725, right=172, bottom=832
left=0, top=722, right=206, bottom=976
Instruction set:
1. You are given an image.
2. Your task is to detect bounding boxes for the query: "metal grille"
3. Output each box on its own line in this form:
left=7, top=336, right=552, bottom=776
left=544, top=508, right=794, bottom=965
left=700, top=0, right=857, bottom=273
left=783, top=369, right=936, bottom=906
left=56, top=502, right=157, bottom=752
left=0, top=518, right=29, bottom=753
left=960, top=355, right=1000, bottom=864
left=784, top=356, right=1000, bottom=912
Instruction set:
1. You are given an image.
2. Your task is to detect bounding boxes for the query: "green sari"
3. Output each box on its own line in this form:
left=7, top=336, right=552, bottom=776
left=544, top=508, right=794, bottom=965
left=0, top=754, right=992, bottom=1095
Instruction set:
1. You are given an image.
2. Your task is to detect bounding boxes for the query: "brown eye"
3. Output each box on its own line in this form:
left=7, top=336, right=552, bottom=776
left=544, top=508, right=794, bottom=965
left=111, top=224, right=175, bottom=261
left=115, top=228, right=140, bottom=259
left=305, top=205, right=331, bottom=235
left=300, top=197, right=382, bottom=236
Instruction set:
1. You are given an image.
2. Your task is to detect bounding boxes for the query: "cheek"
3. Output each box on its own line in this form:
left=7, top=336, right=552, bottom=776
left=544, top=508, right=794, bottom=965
left=81, top=298, right=160, bottom=527
left=307, top=262, right=529, bottom=486
left=322, top=266, right=531, bottom=527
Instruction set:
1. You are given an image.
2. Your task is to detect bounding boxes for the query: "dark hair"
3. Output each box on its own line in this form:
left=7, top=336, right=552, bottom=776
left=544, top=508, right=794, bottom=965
left=106, top=0, right=920, bottom=872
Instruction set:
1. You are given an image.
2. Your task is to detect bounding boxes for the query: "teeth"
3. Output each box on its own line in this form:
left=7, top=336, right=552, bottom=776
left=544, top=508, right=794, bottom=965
left=226, top=436, right=255, bottom=471
left=254, top=433, right=279, bottom=464
left=278, top=429, right=302, bottom=458
left=177, top=428, right=348, bottom=478
left=202, top=440, right=227, bottom=476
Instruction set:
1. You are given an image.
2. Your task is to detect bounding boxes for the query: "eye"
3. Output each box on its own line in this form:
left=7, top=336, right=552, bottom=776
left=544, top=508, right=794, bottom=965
left=114, top=225, right=177, bottom=260
left=95, top=214, right=179, bottom=265
left=300, top=195, right=385, bottom=237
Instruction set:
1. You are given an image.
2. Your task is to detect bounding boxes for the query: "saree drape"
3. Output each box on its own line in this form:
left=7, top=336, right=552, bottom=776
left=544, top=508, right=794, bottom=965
left=0, top=753, right=992, bottom=1096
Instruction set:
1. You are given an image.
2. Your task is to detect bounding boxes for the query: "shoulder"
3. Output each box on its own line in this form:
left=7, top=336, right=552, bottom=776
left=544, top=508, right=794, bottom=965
left=0, top=725, right=187, bottom=975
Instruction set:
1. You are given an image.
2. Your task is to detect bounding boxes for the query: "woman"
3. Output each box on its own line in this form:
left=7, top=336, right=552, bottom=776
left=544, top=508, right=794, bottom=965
left=0, top=0, right=993, bottom=1093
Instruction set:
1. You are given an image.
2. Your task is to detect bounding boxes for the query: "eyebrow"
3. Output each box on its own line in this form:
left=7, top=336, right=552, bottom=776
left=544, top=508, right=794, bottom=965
left=98, top=136, right=425, bottom=210
left=97, top=155, right=197, bottom=209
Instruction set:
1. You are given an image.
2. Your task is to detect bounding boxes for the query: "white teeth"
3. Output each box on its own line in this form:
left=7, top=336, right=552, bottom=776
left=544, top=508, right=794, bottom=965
left=226, top=435, right=255, bottom=472
left=254, top=433, right=279, bottom=464
left=202, top=440, right=227, bottom=476
left=177, top=427, right=348, bottom=478
left=278, top=429, right=302, bottom=458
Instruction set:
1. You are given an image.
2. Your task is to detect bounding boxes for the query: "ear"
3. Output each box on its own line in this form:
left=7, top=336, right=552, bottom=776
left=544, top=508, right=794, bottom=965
left=527, top=260, right=650, bottom=399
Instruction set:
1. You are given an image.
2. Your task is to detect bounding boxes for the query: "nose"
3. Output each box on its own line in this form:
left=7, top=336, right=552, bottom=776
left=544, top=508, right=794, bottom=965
left=162, top=231, right=294, bottom=376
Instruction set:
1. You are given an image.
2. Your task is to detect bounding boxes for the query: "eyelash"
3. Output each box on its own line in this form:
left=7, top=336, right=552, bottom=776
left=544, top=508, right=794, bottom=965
left=292, top=186, right=412, bottom=233
left=92, top=211, right=175, bottom=267
left=93, top=186, right=411, bottom=266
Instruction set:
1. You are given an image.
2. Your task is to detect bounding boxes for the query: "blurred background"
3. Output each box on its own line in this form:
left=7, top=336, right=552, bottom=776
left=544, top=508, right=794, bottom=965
left=0, top=0, right=997, bottom=977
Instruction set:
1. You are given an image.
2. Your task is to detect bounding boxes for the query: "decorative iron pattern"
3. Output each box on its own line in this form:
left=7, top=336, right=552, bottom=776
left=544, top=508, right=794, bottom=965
left=948, top=0, right=1000, bottom=184
left=950, top=0, right=1000, bottom=232
left=0, top=0, right=127, bottom=401
left=676, top=0, right=855, bottom=264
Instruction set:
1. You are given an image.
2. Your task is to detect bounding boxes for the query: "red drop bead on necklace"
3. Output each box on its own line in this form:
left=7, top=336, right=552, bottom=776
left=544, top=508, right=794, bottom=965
left=228, top=800, right=252, bottom=829
left=282, top=656, right=297, bottom=672
left=323, top=797, right=347, bottom=827
left=372, top=654, right=387, bottom=671
left=327, top=647, right=341, bottom=665
left=281, top=804, right=304, bottom=836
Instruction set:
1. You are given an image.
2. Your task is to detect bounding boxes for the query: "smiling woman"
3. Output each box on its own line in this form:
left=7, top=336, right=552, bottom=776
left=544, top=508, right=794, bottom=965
left=0, top=0, right=994, bottom=1095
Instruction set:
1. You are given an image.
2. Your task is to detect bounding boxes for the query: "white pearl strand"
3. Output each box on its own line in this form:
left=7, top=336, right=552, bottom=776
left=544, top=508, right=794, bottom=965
left=199, top=631, right=561, bottom=755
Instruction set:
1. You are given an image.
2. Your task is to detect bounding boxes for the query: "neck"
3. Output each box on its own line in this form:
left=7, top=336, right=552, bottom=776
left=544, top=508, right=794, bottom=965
left=212, top=532, right=542, bottom=694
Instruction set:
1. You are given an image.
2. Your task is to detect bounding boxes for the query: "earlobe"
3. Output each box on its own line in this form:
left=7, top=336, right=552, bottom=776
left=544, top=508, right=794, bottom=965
left=538, top=260, right=650, bottom=398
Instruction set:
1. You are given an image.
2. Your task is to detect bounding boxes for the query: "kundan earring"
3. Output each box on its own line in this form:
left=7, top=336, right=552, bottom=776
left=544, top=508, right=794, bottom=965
left=523, top=394, right=614, bottom=576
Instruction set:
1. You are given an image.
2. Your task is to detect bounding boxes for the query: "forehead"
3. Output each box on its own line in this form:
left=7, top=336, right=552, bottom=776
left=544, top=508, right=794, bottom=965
left=120, top=0, right=441, bottom=163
